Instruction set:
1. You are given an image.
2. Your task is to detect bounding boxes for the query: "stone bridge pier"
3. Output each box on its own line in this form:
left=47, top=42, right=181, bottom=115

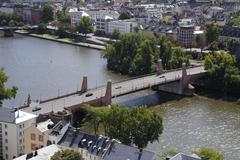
left=3, top=29, right=14, bottom=37
left=157, top=63, right=195, bottom=96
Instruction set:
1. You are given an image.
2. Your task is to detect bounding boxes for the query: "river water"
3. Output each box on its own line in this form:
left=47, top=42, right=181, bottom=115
left=0, top=33, right=240, bottom=159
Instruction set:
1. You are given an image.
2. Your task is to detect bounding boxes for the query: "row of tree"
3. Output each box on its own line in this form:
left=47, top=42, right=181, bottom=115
left=83, top=105, right=163, bottom=149
left=0, top=12, right=25, bottom=26
left=103, top=32, right=190, bottom=76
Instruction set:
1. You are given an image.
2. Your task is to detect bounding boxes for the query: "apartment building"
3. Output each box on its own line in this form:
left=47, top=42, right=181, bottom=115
left=106, top=19, right=138, bottom=34
left=0, top=107, right=37, bottom=160
left=24, top=119, right=54, bottom=154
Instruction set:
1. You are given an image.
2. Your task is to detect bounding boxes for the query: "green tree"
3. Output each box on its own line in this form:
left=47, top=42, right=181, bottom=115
left=37, top=23, right=47, bottom=34
left=161, top=150, right=178, bottom=159
left=56, top=25, right=68, bottom=38
left=204, top=51, right=240, bottom=94
left=226, top=17, right=240, bottom=26
left=118, top=12, right=131, bottom=20
left=85, top=105, right=163, bottom=149
left=195, top=34, right=205, bottom=51
left=42, top=4, right=54, bottom=23
left=51, top=149, right=84, bottom=160
left=0, top=68, right=18, bottom=105
left=110, top=29, right=120, bottom=39
left=193, top=147, right=224, bottom=160
left=205, top=23, right=220, bottom=44
left=77, top=16, right=93, bottom=36
left=56, top=10, right=70, bottom=26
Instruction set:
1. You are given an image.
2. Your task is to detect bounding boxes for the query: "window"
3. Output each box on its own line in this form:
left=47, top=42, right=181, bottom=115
left=4, top=124, right=7, bottom=129
left=31, top=133, right=36, bottom=141
left=31, top=144, right=36, bottom=150
left=19, top=125, right=22, bottom=129
left=19, top=139, right=22, bottom=144
left=19, top=132, right=22, bottom=136
left=23, top=124, right=24, bottom=128
left=5, top=146, right=8, bottom=150
left=5, top=139, right=8, bottom=143
left=4, top=132, right=7, bottom=136
left=5, top=154, right=8, bottom=160
left=38, top=135, right=43, bottom=142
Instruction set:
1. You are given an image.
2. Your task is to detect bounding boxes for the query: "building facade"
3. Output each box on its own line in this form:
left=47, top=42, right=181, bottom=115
left=106, top=19, right=138, bottom=34
left=177, top=19, right=195, bottom=48
left=0, top=107, right=37, bottom=160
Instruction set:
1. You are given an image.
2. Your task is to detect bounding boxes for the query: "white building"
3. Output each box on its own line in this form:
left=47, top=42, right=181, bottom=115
left=70, top=9, right=119, bottom=25
left=70, top=10, right=90, bottom=25
left=0, top=107, right=37, bottom=160
left=106, top=19, right=138, bottom=34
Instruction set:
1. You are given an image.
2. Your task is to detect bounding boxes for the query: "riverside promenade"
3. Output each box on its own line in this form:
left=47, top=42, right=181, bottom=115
left=14, top=31, right=105, bottom=50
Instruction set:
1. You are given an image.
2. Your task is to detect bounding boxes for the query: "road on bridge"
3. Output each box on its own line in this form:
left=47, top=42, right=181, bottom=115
left=21, top=66, right=206, bottom=115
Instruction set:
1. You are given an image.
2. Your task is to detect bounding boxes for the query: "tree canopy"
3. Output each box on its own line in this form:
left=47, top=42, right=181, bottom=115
left=0, top=12, right=24, bottom=26
left=205, top=23, right=220, bottom=45
left=226, top=17, right=240, bottom=27
left=118, top=12, right=131, bottom=20
left=103, top=33, right=190, bottom=76
left=204, top=51, right=240, bottom=94
left=0, top=68, right=18, bottom=104
left=77, top=16, right=93, bottom=36
left=193, top=147, right=224, bottom=160
left=84, top=105, right=163, bottom=149
left=51, top=149, right=84, bottom=160
left=42, top=4, right=54, bottom=23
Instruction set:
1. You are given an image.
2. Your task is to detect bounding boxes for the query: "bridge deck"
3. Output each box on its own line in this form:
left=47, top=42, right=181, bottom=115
left=21, top=66, right=206, bottom=115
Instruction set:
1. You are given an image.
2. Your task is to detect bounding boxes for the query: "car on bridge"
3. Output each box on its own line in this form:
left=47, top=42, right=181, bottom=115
left=85, top=93, right=93, bottom=97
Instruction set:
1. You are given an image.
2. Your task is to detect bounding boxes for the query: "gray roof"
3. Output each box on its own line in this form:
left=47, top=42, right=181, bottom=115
left=170, top=153, right=201, bottom=160
left=103, top=143, right=160, bottom=160
left=58, top=126, right=160, bottom=160
left=0, top=107, right=16, bottom=123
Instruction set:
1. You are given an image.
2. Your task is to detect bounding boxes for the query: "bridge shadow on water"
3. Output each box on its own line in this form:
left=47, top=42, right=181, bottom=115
left=112, top=89, right=184, bottom=107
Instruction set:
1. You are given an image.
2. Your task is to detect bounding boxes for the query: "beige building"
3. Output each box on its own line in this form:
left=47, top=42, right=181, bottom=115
left=24, top=119, right=53, bottom=154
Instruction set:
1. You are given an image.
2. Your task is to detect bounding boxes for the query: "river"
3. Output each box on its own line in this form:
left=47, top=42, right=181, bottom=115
left=0, top=33, right=240, bottom=159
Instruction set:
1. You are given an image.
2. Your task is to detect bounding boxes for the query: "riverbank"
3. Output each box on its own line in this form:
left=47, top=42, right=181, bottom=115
left=14, top=30, right=105, bottom=50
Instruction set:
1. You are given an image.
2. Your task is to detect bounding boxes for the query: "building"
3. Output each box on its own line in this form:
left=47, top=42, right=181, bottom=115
left=24, top=119, right=54, bottom=154
left=58, top=126, right=160, bottom=160
left=13, top=144, right=60, bottom=160
left=177, top=19, right=195, bottom=48
left=169, top=153, right=201, bottom=160
left=70, top=10, right=90, bottom=25
left=106, top=19, right=138, bottom=34
left=219, top=26, right=240, bottom=41
left=96, top=15, right=113, bottom=34
left=0, top=107, right=37, bottom=160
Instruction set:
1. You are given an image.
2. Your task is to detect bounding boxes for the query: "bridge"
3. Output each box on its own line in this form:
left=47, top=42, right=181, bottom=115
left=0, top=26, right=37, bottom=37
left=20, top=61, right=207, bottom=115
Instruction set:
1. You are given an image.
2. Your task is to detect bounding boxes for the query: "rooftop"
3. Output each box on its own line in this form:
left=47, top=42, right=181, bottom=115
left=170, top=153, right=201, bottom=160
left=37, top=119, right=54, bottom=133
left=13, top=144, right=60, bottom=160
left=58, top=126, right=160, bottom=160
left=0, top=107, right=36, bottom=124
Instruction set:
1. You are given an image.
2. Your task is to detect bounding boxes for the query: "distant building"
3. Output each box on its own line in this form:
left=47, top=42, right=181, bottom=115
left=177, top=19, right=195, bottom=48
left=70, top=10, right=90, bottom=25
left=106, top=19, right=138, bottom=34
left=0, top=107, right=37, bottom=160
